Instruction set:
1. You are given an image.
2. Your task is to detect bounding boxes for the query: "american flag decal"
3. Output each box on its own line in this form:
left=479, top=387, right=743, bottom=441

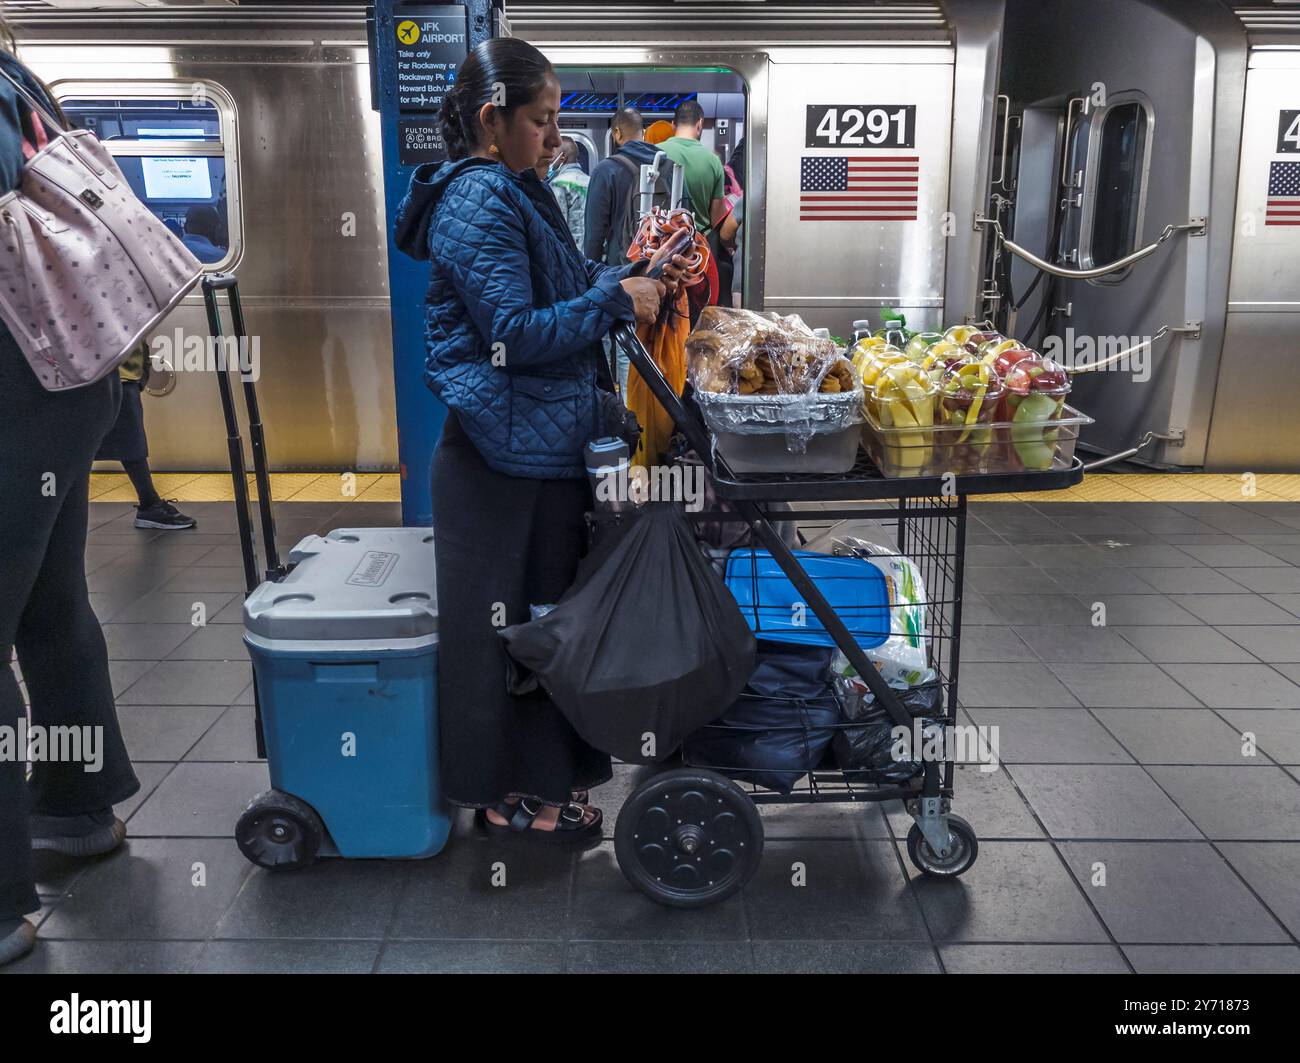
left=1267, top=161, right=1300, bottom=225
left=800, top=155, right=919, bottom=221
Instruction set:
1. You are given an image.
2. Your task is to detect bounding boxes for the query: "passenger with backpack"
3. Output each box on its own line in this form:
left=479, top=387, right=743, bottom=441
left=583, top=107, right=679, bottom=267
left=585, top=107, right=685, bottom=388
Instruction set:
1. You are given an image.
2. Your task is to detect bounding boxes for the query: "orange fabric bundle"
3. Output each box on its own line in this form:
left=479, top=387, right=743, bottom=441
left=624, top=209, right=710, bottom=467
left=627, top=290, right=691, bottom=467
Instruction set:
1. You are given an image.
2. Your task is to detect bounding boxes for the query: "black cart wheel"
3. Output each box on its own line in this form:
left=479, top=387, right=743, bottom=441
left=614, top=768, right=763, bottom=909
left=235, top=789, right=324, bottom=870
left=906, top=813, right=978, bottom=878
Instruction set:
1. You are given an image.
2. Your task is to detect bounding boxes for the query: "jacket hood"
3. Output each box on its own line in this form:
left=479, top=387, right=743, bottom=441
left=394, top=155, right=499, bottom=261
left=616, top=139, right=661, bottom=167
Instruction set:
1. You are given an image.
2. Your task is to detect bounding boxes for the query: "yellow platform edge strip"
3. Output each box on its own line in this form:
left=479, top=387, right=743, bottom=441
left=87, top=472, right=1300, bottom=504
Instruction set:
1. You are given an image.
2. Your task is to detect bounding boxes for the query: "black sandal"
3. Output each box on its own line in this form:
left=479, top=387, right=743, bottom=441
left=476, top=797, right=602, bottom=843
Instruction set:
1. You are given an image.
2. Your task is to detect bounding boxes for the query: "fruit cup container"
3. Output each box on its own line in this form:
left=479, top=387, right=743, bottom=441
left=935, top=358, right=1006, bottom=473
left=866, top=362, right=938, bottom=476
left=862, top=403, right=1094, bottom=478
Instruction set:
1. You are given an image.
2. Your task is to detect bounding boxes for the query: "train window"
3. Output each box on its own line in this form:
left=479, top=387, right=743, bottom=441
left=1081, top=97, right=1152, bottom=279
left=54, top=83, right=240, bottom=270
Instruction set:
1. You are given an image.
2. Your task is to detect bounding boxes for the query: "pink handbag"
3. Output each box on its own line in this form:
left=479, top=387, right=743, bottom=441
left=0, top=65, right=203, bottom=391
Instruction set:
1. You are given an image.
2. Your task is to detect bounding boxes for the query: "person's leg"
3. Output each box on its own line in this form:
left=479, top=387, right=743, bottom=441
left=0, top=659, right=39, bottom=923
left=126, top=458, right=195, bottom=530
left=121, top=458, right=161, bottom=509
left=0, top=347, right=120, bottom=931
left=112, top=382, right=194, bottom=530
left=521, top=475, right=611, bottom=796
left=19, top=453, right=139, bottom=821
left=431, top=419, right=595, bottom=831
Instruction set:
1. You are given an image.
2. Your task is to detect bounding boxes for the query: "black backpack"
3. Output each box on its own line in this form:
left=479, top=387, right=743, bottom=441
left=608, top=150, right=689, bottom=264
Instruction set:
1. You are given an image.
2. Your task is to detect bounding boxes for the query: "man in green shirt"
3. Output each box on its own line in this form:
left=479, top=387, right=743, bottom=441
left=659, top=99, right=726, bottom=235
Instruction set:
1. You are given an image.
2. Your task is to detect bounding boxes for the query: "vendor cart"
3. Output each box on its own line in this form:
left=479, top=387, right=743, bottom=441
left=607, top=322, right=1085, bottom=909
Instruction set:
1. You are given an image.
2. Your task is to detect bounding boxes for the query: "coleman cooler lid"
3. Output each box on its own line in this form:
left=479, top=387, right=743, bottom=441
left=243, top=528, right=438, bottom=643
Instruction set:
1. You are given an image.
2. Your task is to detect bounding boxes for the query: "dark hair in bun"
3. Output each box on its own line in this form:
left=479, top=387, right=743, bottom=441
left=439, top=37, right=554, bottom=161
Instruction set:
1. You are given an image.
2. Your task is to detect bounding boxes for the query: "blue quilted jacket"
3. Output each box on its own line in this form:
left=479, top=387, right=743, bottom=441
left=394, top=157, right=640, bottom=479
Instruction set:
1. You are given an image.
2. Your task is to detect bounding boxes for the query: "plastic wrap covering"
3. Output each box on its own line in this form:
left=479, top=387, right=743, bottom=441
left=687, top=306, right=856, bottom=396
left=687, top=306, right=862, bottom=451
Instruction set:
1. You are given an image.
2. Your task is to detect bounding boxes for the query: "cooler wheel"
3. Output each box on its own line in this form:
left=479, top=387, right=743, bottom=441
left=614, top=768, right=763, bottom=909
left=235, top=789, right=324, bottom=871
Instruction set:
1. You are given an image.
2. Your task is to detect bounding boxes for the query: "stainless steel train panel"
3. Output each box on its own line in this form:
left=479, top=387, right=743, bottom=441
left=8, top=8, right=394, bottom=472
left=1205, top=49, right=1300, bottom=470
left=10, top=2, right=993, bottom=469
left=18, top=39, right=398, bottom=472
left=760, top=49, right=953, bottom=340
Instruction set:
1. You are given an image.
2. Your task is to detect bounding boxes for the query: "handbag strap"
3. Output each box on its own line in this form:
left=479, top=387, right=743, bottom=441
left=0, top=62, right=65, bottom=138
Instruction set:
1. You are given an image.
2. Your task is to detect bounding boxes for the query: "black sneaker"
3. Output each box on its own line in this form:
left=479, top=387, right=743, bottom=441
left=134, top=499, right=196, bottom=530
left=29, top=807, right=128, bottom=858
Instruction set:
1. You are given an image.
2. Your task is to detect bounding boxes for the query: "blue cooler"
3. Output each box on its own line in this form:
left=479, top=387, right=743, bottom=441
left=236, top=527, right=450, bottom=868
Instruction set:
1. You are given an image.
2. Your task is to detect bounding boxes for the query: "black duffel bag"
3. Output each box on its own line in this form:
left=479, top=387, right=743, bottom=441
left=684, top=642, right=840, bottom=793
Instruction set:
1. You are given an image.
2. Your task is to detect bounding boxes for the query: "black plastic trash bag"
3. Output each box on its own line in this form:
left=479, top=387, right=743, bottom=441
left=683, top=643, right=840, bottom=793
left=499, top=502, right=756, bottom=763
left=830, top=680, right=943, bottom=783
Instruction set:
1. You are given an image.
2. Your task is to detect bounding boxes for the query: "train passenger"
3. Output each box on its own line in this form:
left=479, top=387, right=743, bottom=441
left=548, top=136, right=589, bottom=249
left=585, top=106, right=664, bottom=392
left=181, top=203, right=226, bottom=264
left=660, top=100, right=724, bottom=318
left=727, top=135, right=746, bottom=195
left=94, top=340, right=197, bottom=531
left=658, top=99, right=727, bottom=237
left=0, top=28, right=140, bottom=967
left=393, top=36, right=688, bottom=840
left=721, top=194, right=744, bottom=308
left=585, top=106, right=658, bottom=266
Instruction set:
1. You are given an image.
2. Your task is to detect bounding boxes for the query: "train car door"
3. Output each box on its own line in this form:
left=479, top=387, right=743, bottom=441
left=1205, top=49, right=1300, bottom=470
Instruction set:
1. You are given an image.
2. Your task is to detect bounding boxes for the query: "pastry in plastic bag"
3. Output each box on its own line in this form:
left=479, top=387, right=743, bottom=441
left=686, top=306, right=853, bottom=398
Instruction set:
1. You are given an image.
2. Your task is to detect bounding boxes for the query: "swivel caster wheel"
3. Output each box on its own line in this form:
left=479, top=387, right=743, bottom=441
left=235, top=789, right=324, bottom=870
left=614, top=768, right=763, bottom=909
left=906, top=813, right=978, bottom=878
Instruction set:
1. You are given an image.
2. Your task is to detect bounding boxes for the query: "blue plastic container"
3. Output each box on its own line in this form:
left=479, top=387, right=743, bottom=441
left=243, top=528, right=450, bottom=860
left=723, top=549, right=891, bottom=651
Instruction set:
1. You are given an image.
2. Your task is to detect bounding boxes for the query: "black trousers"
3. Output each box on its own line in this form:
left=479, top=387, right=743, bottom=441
left=0, top=339, right=140, bottom=921
left=431, top=413, right=611, bottom=807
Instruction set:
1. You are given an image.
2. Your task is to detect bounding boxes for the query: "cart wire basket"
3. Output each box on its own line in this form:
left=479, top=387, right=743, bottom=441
left=608, top=322, right=1083, bottom=909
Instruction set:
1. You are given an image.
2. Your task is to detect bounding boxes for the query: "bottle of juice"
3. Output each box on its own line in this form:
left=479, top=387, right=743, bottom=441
left=874, top=309, right=915, bottom=350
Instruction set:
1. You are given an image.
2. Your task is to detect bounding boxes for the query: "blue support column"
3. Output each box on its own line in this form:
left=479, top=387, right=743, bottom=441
left=369, top=1, right=499, bottom=525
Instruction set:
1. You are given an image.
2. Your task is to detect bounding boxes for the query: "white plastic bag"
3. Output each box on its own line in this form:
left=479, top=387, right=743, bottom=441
left=828, top=539, right=934, bottom=689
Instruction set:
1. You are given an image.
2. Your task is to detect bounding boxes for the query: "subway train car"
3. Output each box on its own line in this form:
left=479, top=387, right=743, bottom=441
left=4, top=0, right=1297, bottom=474
left=996, top=1, right=1300, bottom=471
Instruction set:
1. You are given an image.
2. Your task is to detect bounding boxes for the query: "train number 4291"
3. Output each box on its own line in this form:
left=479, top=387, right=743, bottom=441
left=805, top=104, right=916, bottom=149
